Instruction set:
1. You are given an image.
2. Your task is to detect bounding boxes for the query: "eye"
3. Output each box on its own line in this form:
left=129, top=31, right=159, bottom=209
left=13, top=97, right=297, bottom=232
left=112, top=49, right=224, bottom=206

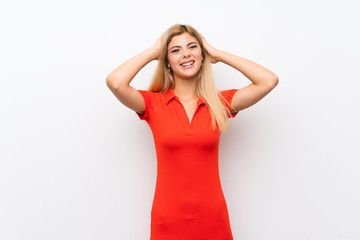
left=190, top=45, right=198, bottom=49
left=170, top=48, right=179, bottom=53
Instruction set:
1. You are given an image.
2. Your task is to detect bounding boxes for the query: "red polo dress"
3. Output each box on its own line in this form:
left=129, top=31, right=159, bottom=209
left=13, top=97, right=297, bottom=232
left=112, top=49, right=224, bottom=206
left=136, top=88, right=238, bottom=240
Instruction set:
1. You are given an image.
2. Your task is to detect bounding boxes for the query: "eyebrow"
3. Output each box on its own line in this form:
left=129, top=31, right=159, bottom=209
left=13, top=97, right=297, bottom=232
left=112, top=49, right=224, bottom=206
left=169, top=42, right=198, bottom=51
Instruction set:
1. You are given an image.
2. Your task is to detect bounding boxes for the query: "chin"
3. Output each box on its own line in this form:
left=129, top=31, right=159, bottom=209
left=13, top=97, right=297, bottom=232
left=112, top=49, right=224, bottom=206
left=177, top=72, right=199, bottom=80
left=174, top=67, right=202, bottom=79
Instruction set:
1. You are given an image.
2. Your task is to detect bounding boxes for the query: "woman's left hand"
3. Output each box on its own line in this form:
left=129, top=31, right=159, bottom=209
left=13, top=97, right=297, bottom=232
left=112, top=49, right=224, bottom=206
left=201, top=34, right=219, bottom=64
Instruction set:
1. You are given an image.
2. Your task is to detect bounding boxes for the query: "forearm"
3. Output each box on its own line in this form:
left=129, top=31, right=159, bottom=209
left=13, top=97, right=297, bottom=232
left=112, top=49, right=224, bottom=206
left=215, top=49, right=278, bottom=87
left=106, top=47, right=157, bottom=89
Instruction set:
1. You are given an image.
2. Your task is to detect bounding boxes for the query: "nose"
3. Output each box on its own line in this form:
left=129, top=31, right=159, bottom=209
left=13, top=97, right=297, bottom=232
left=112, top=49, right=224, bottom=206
left=182, top=49, right=191, bottom=58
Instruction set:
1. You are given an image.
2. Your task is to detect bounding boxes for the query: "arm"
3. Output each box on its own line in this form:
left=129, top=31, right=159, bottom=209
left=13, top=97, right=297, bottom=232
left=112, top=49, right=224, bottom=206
left=105, top=35, right=162, bottom=114
left=202, top=36, right=279, bottom=113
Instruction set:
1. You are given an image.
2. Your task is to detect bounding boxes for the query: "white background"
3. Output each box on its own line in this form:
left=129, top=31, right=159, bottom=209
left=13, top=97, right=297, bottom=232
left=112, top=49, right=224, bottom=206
left=1, top=0, right=360, bottom=239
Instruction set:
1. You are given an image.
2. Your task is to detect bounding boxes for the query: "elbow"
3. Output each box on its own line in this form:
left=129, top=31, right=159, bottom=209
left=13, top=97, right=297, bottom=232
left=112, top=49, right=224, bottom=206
left=106, top=76, right=129, bottom=94
left=268, top=75, right=279, bottom=89
left=105, top=76, right=112, bottom=88
left=106, top=76, right=118, bottom=90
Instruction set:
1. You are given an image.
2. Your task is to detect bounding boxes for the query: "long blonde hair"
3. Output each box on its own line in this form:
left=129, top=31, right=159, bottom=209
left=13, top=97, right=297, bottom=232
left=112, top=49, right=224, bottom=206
left=149, top=24, right=233, bottom=132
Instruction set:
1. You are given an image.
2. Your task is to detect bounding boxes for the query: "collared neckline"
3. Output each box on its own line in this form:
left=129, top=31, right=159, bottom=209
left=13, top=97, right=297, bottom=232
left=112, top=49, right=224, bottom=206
left=164, top=88, right=206, bottom=106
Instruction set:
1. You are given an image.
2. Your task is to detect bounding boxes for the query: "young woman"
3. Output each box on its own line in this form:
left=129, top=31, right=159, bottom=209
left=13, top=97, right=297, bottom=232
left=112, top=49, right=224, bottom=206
left=106, top=24, right=278, bottom=240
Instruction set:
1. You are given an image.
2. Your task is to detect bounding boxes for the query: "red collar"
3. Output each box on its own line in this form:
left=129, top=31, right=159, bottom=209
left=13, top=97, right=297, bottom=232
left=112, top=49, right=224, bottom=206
left=164, top=88, right=206, bottom=106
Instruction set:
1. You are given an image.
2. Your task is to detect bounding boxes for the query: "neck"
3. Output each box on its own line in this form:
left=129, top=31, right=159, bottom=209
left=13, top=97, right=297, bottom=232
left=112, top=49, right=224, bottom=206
left=173, top=76, right=198, bottom=101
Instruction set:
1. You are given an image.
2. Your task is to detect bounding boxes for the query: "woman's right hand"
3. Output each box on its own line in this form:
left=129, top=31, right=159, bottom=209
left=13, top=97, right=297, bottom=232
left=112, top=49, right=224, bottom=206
left=151, top=33, right=163, bottom=61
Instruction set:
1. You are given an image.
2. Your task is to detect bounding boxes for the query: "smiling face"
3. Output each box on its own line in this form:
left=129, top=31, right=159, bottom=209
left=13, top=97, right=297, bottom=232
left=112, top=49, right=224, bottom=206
left=167, top=32, right=204, bottom=81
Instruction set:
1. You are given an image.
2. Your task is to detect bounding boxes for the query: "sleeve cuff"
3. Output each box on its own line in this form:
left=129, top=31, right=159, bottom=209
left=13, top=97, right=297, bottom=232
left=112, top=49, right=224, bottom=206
left=135, top=90, right=150, bottom=121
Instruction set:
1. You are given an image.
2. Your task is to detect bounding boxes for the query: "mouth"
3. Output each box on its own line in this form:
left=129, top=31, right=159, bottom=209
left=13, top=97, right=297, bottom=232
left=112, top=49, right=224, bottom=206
left=180, top=61, right=195, bottom=67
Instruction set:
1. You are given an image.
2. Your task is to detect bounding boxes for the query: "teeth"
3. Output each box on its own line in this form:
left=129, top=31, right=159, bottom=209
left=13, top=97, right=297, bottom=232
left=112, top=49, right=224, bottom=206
left=181, top=61, right=194, bottom=66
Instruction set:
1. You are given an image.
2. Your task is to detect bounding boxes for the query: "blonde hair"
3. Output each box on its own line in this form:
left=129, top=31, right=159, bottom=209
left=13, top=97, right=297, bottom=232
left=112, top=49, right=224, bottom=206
left=149, top=24, right=233, bottom=132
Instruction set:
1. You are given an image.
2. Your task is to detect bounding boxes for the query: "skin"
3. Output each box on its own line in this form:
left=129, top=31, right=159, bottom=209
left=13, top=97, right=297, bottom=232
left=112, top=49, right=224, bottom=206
left=106, top=31, right=279, bottom=120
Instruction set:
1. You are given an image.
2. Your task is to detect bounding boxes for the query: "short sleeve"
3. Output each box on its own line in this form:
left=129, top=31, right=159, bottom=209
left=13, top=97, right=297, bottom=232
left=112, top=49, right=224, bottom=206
left=220, top=89, right=239, bottom=118
left=135, top=90, right=151, bottom=121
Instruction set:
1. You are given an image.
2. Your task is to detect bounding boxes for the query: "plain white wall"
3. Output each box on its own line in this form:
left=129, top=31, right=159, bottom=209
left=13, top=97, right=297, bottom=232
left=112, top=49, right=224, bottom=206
left=1, top=0, right=359, bottom=239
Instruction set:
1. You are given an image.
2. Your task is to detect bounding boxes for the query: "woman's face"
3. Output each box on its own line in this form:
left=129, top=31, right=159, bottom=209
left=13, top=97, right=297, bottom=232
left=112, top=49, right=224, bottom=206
left=167, top=32, right=203, bottom=80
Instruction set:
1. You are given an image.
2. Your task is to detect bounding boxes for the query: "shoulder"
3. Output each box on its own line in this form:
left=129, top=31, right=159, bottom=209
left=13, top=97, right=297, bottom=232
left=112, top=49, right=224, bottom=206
left=135, top=90, right=164, bottom=121
left=137, top=89, right=168, bottom=105
left=219, top=89, right=238, bottom=102
left=219, top=89, right=240, bottom=118
left=137, top=89, right=162, bottom=98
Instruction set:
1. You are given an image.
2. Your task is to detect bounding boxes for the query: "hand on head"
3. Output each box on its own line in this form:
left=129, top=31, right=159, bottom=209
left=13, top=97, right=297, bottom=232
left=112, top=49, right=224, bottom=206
left=200, top=34, right=219, bottom=64
left=152, top=33, right=164, bottom=61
